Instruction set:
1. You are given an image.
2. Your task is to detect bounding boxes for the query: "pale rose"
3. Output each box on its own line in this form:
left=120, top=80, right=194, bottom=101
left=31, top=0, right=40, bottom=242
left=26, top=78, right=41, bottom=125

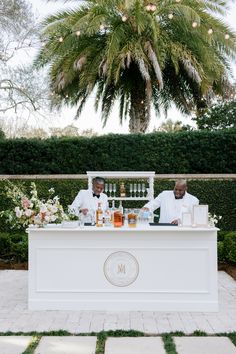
left=50, top=215, right=57, bottom=222
left=24, top=209, right=32, bottom=217
left=50, top=205, right=58, bottom=214
left=44, top=215, right=50, bottom=223
left=21, top=198, right=30, bottom=209
left=40, top=204, right=47, bottom=213
left=33, top=215, right=42, bottom=225
left=15, top=207, right=23, bottom=218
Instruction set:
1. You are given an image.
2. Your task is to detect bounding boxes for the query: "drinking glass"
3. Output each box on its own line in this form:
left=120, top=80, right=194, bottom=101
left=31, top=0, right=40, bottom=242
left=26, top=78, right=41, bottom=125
left=109, top=183, right=113, bottom=197
left=133, top=183, right=137, bottom=197
left=142, top=183, right=146, bottom=197
left=113, top=183, right=117, bottom=197
left=129, top=183, right=133, bottom=198
left=137, top=183, right=141, bottom=197
left=104, top=183, right=108, bottom=195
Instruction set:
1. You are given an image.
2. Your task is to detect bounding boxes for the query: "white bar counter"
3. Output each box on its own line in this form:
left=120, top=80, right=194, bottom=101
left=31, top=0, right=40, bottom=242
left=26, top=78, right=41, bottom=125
left=28, top=225, right=218, bottom=311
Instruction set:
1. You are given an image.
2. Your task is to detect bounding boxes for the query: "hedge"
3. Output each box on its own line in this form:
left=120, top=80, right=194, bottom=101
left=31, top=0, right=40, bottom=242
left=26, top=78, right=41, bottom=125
left=0, top=130, right=235, bottom=174
left=0, top=179, right=235, bottom=231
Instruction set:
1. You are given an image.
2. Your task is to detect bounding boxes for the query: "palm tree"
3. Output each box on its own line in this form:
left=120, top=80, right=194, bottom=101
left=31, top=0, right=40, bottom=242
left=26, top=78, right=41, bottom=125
left=35, top=0, right=236, bottom=133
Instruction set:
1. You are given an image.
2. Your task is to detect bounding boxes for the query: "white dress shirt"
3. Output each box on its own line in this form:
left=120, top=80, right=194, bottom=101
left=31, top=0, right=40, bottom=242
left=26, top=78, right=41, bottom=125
left=143, top=191, right=199, bottom=223
left=70, top=189, right=108, bottom=216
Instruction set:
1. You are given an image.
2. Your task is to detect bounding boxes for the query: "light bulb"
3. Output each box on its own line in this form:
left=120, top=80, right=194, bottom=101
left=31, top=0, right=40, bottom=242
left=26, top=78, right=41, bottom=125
left=76, top=30, right=81, bottom=36
left=225, top=34, right=230, bottom=39
left=122, top=15, right=127, bottom=22
left=145, top=4, right=152, bottom=11
left=58, top=37, right=63, bottom=42
left=100, top=24, right=105, bottom=30
left=208, top=28, right=213, bottom=35
left=168, top=13, right=173, bottom=19
left=192, top=22, right=198, bottom=28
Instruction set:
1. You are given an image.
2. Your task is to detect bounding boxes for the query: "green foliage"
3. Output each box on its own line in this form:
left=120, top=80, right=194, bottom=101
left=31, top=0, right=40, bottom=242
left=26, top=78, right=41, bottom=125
left=35, top=0, right=236, bottom=132
left=224, top=232, right=236, bottom=263
left=0, top=129, right=6, bottom=140
left=0, top=232, right=28, bottom=262
left=0, top=130, right=235, bottom=174
left=194, top=100, right=236, bottom=130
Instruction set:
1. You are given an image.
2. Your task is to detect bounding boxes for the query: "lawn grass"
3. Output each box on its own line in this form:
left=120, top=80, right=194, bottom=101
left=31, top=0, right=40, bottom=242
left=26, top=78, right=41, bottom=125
left=0, top=329, right=236, bottom=354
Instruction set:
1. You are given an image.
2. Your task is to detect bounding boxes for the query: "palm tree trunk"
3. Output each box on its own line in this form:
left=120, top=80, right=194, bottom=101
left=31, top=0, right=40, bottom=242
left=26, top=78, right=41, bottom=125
left=129, top=84, right=151, bottom=133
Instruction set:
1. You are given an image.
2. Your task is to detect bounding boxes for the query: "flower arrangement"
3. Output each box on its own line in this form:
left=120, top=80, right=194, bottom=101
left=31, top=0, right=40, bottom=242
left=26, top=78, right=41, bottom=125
left=0, top=181, right=67, bottom=228
left=208, top=212, right=222, bottom=227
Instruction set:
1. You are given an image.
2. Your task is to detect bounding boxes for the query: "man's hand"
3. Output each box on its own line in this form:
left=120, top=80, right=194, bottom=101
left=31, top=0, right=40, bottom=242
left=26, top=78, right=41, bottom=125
left=171, top=219, right=178, bottom=225
left=80, top=208, right=89, bottom=215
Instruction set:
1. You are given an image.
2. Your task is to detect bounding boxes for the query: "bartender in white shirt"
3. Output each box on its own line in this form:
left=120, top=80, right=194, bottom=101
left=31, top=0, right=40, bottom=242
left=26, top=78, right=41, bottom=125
left=70, top=176, right=108, bottom=216
left=142, top=179, right=199, bottom=224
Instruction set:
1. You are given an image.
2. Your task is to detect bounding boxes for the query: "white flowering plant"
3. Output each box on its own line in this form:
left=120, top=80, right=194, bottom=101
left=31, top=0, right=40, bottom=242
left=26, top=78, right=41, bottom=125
left=208, top=212, right=222, bottom=227
left=0, top=181, right=67, bottom=229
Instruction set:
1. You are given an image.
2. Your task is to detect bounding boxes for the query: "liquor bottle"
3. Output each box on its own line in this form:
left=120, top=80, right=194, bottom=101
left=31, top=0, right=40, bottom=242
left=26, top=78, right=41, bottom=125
left=120, top=182, right=126, bottom=197
left=111, top=200, right=116, bottom=224
left=96, top=202, right=103, bottom=227
left=128, top=209, right=137, bottom=228
left=113, top=211, right=123, bottom=227
left=118, top=200, right=123, bottom=214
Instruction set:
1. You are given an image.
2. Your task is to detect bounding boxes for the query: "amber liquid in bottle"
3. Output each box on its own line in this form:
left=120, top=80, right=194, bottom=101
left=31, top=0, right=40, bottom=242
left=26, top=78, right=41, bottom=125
left=128, top=210, right=137, bottom=228
left=96, top=202, right=103, bottom=227
left=113, top=211, right=123, bottom=228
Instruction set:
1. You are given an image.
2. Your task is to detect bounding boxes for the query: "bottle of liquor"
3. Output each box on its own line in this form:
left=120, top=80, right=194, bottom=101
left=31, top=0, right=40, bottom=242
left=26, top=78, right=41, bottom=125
left=111, top=200, right=116, bottom=225
left=118, top=200, right=123, bottom=214
left=128, top=209, right=137, bottom=228
left=96, top=202, right=103, bottom=227
left=120, top=182, right=126, bottom=197
left=113, top=211, right=123, bottom=227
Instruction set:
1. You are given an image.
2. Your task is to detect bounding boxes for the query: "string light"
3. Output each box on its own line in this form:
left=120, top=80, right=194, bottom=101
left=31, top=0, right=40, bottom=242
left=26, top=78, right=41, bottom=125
left=225, top=34, right=230, bottom=39
left=122, top=15, right=128, bottom=22
left=58, top=37, right=64, bottom=42
left=76, top=30, right=81, bottom=36
left=208, top=28, right=213, bottom=35
left=145, top=3, right=156, bottom=12
left=100, top=24, right=105, bottom=30
left=192, top=21, right=198, bottom=28
left=168, top=13, right=173, bottom=19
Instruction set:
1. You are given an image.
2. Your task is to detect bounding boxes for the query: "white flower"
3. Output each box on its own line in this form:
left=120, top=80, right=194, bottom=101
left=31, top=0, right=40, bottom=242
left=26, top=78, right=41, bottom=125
left=40, top=204, right=47, bottom=213
left=48, top=188, right=55, bottom=193
left=24, top=209, right=33, bottom=217
left=15, top=207, right=23, bottom=218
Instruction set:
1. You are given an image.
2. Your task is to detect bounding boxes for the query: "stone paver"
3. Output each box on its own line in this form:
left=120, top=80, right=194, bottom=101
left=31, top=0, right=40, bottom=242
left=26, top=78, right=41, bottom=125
left=34, top=336, right=97, bottom=354
left=105, top=337, right=166, bottom=354
left=0, top=336, right=32, bottom=354
left=174, top=337, right=236, bottom=354
left=1, top=270, right=236, bottom=334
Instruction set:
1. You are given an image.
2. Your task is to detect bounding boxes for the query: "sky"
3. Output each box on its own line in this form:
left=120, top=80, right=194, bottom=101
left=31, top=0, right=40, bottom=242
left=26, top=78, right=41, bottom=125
left=24, top=0, right=236, bottom=134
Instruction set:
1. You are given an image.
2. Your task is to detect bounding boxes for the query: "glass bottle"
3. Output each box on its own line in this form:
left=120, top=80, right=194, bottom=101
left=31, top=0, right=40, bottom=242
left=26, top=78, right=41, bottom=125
left=113, top=210, right=123, bottom=227
left=96, top=202, right=103, bottom=227
left=120, top=182, right=126, bottom=197
left=128, top=209, right=137, bottom=228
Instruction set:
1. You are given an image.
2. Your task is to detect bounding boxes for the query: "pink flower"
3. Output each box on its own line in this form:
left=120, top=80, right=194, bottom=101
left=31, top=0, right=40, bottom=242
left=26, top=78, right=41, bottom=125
left=21, top=198, right=30, bottom=209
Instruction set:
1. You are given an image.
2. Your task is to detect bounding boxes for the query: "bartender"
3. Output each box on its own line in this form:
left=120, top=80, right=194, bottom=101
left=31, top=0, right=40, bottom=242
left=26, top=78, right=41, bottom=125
left=142, top=179, right=199, bottom=224
left=70, top=176, right=108, bottom=216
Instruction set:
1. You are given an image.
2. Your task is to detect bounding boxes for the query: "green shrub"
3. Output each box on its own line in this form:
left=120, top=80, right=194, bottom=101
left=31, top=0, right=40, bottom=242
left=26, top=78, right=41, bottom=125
left=217, top=241, right=226, bottom=263
left=0, top=130, right=235, bottom=173
left=0, top=232, right=28, bottom=262
left=224, top=232, right=236, bottom=263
